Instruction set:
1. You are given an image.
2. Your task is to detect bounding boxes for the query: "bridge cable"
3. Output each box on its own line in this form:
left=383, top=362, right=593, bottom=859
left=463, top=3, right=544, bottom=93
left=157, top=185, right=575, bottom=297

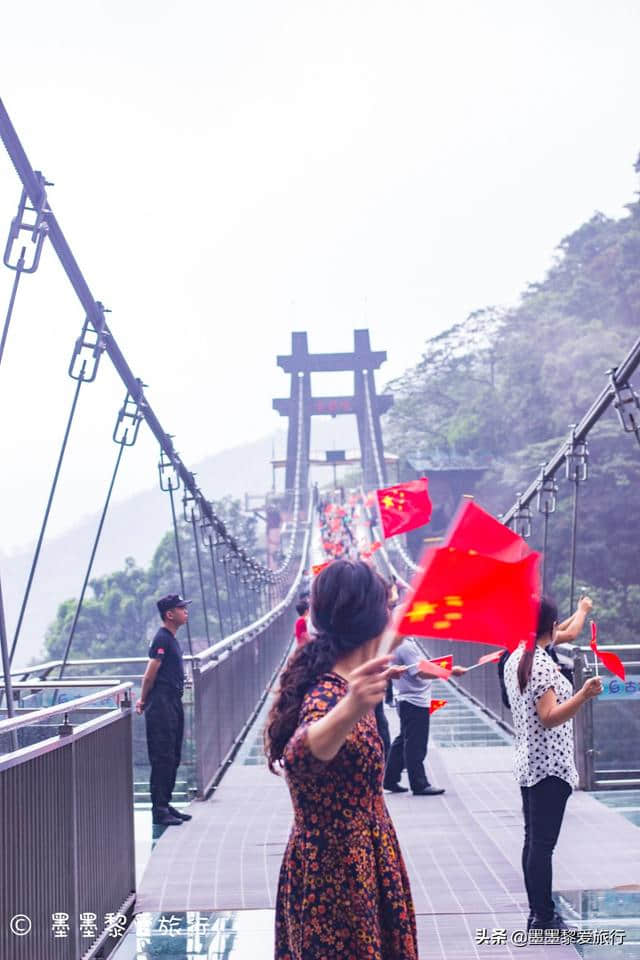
left=186, top=503, right=211, bottom=648
left=55, top=389, right=144, bottom=689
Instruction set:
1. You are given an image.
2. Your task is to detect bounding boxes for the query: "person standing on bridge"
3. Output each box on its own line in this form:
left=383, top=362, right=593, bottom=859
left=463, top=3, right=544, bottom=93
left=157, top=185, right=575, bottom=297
left=136, top=594, right=193, bottom=827
left=265, top=559, right=418, bottom=960
left=504, top=597, right=602, bottom=932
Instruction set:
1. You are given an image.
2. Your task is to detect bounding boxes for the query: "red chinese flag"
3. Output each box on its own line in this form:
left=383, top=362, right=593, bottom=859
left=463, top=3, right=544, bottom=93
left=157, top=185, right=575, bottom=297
left=590, top=621, right=626, bottom=681
left=418, top=659, right=452, bottom=680
left=396, top=545, right=540, bottom=652
left=430, top=699, right=447, bottom=715
left=477, top=650, right=506, bottom=666
left=312, top=561, right=331, bottom=576
left=445, top=500, right=531, bottom=562
left=376, top=478, right=432, bottom=539
left=429, top=654, right=453, bottom=672
left=370, top=540, right=382, bottom=553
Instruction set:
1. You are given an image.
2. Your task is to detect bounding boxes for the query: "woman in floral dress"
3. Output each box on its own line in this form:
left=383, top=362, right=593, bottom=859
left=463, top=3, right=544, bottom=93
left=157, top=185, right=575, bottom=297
left=265, top=559, right=418, bottom=959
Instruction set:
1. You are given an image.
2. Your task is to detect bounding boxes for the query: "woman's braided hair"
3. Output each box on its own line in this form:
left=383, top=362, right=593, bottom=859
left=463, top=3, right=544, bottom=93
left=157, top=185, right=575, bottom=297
left=265, top=559, right=389, bottom=772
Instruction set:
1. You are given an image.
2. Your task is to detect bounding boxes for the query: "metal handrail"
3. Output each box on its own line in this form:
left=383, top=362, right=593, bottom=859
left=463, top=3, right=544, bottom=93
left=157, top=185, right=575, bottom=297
left=502, top=333, right=640, bottom=524
left=0, top=681, right=132, bottom=734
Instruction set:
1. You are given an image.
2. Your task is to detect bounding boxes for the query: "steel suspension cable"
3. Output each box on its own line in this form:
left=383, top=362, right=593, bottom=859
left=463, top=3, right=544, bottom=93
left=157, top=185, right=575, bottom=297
left=0, top=250, right=24, bottom=368
left=189, top=511, right=211, bottom=647
left=9, top=376, right=85, bottom=663
left=167, top=485, right=193, bottom=657
left=361, top=372, right=418, bottom=582
left=56, top=441, right=127, bottom=688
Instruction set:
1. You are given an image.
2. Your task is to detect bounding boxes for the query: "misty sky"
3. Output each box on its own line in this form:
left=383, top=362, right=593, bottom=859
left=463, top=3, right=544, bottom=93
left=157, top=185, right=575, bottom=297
left=1, top=0, right=639, bottom=553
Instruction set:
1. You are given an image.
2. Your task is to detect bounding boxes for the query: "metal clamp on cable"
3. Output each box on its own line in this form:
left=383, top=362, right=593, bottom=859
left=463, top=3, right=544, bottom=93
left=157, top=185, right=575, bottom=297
left=512, top=493, right=532, bottom=539
left=182, top=486, right=201, bottom=523
left=565, top=425, right=589, bottom=482
left=536, top=466, right=558, bottom=515
left=158, top=447, right=181, bottom=492
left=113, top=381, right=144, bottom=446
left=608, top=367, right=640, bottom=444
left=3, top=174, right=51, bottom=273
left=69, top=305, right=108, bottom=382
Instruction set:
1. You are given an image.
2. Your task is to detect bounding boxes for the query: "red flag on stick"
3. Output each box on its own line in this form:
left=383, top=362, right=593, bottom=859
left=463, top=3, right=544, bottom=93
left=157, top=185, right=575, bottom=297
left=477, top=650, right=506, bottom=666
left=445, top=500, right=531, bottom=562
left=429, top=654, right=453, bottom=672
left=396, top=546, right=539, bottom=652
left=312, top=561, right=331, bottom=576
left=370, top=540, right=382, bottom=553
left=430, top=699, right=447, bottom=715
left=418, top=659, right=452, bottom=680
left=590, top=621, right=625, bottom=681
left=376, top=478, right=432, bottom=539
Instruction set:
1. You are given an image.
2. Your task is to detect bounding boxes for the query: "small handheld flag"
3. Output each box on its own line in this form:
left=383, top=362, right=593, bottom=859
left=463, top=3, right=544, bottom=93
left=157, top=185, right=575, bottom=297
left=430, top=699, right=447, bottom=715
left=312, top=561, right=331, bottom=576
left=418, top=659, right=452, bottom=680
left=590, top=620, right=625, bottom=681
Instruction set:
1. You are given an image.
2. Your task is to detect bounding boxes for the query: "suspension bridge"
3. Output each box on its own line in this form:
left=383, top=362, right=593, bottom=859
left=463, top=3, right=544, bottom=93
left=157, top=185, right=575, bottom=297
left=1, top=97, right=639, bottom=959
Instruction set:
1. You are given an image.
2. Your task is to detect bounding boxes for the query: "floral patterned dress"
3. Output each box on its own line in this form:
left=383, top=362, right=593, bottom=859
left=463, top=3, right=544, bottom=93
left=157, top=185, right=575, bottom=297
left=275, top=672, right=418, bottom=959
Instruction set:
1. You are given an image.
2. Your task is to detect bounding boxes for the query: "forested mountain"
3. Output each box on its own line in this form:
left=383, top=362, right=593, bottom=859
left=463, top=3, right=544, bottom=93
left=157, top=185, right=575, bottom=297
left=384, top=155, right=640, bottom=641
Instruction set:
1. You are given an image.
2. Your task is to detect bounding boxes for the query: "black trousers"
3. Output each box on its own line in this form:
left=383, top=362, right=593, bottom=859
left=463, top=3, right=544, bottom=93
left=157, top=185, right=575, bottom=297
left=374, top=701, right=390, bottom=760
left=145, top=687, right=184, bottom=810
left=385, top=700, right=430, bottom=793
left=521, top=775, right=572, bottom=922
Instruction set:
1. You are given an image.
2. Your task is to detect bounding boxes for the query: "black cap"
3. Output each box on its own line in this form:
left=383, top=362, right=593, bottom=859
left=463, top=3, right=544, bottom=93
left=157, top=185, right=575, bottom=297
left=157, top=594, right=192, bottom=616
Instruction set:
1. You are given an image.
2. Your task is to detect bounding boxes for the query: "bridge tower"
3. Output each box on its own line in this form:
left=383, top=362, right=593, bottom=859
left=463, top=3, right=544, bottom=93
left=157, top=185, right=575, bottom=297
left=273, top=329, right=394, bottom=490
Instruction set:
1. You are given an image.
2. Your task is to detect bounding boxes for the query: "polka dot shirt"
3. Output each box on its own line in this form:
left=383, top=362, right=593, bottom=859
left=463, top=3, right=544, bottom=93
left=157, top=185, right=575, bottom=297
left=504, top=644, right=579, bottom=789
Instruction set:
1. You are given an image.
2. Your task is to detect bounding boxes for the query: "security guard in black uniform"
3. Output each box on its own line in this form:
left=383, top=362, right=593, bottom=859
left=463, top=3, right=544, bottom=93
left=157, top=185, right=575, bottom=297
left=136, top=594, right=193, bottom=826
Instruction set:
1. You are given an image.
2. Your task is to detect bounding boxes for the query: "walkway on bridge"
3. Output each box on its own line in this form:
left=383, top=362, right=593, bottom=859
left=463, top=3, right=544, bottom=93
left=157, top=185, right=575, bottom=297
left=116, top=679, right=640, bottom=959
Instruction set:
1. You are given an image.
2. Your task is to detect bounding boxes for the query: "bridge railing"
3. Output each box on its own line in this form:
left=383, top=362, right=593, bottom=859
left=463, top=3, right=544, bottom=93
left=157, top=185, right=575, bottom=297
left=193, top=490, right=312, bottom=796
left=573, top=644, right=640, bottom=791
left=2, top=491, right=313, bottom=802
left=0, top=684, right=135, bottom=960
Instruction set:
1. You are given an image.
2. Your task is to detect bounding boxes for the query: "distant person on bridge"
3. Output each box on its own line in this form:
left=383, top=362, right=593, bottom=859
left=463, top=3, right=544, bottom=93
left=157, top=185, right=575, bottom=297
left=294, top=598, right=311, bottom=646
left=135, top=594, right=193, bottom=828
left=504, top=597, right=602, bottom=932
left=265, top=559, right=418, bottom=960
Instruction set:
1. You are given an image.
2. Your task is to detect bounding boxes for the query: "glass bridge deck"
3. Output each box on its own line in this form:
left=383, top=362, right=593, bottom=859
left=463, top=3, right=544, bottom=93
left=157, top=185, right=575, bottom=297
left=115, top=679, right=640, bottom=959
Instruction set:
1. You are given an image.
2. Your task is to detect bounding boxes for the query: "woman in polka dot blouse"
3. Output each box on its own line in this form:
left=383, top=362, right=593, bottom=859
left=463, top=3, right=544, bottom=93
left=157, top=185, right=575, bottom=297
left=504, top=597, right=602, bottom=933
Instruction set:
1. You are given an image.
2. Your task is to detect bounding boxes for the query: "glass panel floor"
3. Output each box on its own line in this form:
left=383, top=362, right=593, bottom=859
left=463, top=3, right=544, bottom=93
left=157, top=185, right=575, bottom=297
left=555, top=889, right=640, bottom=958
left=592, top=790, right=640, bottom=830
left=109, top=894, right=640, bottom=958
left=108, top=909, right=274, bottom=958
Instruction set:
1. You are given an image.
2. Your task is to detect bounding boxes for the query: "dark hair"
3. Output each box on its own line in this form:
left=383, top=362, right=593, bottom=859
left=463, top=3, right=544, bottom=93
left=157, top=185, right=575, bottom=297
left=295, top=599, right=309, bottom=616
left=517, top=596, right=558, bottom=694
left=265, top=559, right=389, bottom=772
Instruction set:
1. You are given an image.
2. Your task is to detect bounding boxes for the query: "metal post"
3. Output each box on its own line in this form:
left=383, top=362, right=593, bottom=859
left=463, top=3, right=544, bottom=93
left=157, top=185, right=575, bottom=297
left=541, top=507, right=550, bottom=595
left=0, top=572, right=18, bottom=749
left=568, top=470, right=580, bottom=613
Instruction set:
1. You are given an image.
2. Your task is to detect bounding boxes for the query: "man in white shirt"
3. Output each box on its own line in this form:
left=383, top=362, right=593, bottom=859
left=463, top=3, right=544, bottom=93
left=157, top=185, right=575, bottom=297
left=383, top=638, right=450, bottom=796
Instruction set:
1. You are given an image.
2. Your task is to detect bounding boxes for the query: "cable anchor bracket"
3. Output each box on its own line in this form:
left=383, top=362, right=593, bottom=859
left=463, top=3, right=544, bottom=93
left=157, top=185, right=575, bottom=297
left=3, top=172, right=52, bottom=273
left=69, top=304, right=109, bottom=382
left=113, top=380, right=145, bottom=446
left=608, top=367, right=640, bottom=444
